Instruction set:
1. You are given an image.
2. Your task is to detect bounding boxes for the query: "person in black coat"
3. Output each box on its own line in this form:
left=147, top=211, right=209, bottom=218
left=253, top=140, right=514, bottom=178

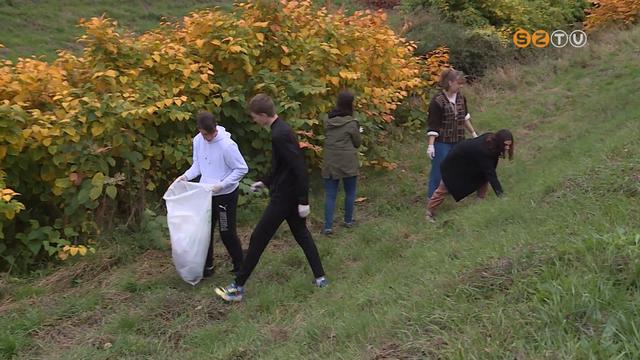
left=426, top=129, right=514, bottom=221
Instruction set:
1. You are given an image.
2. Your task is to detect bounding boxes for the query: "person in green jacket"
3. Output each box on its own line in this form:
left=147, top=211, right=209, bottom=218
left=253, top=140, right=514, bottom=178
left=321, top=90, right=362, bottom=235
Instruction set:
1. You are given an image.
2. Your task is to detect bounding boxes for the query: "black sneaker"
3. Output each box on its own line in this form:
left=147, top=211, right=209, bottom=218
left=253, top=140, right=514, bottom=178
left=343, top=220, right=356, bottom=228
left=313, top=277, right=329, bottom=288
left=203, top=266, right=215, bottom=278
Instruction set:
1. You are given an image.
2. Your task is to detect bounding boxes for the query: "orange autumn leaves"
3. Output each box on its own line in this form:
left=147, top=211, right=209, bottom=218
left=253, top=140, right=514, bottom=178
left=585, top=0, right=640, bottom=31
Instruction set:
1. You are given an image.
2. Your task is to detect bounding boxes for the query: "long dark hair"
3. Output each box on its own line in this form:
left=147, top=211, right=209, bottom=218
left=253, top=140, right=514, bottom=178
left=486, top=129, right=514, bottom=160
left=328, top=90, right=354, bottom=118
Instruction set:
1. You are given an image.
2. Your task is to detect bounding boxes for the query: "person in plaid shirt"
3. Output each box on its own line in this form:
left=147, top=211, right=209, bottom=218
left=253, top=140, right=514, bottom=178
left=426, top=69, right=479, bottom=200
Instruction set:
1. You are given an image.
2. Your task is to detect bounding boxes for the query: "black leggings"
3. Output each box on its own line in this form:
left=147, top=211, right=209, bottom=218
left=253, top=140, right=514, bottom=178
left=235, top=196, right=325, bottom=286
left=205, top=188, right=244, bottom=272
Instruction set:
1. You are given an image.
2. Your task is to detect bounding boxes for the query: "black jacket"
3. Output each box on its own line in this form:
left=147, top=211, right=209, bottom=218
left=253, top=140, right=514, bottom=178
left=441, top=133, right=504, bottom=201
left=261, top=118, right=309, bottom=204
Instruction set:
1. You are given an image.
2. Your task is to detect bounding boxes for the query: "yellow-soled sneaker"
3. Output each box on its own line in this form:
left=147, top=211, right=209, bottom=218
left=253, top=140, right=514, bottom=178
left=215, top=283, right=244, bottom=302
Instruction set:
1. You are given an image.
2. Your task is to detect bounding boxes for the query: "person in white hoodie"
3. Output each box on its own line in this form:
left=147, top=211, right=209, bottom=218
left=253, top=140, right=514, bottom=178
left=174, top=111, right=249, bottom=277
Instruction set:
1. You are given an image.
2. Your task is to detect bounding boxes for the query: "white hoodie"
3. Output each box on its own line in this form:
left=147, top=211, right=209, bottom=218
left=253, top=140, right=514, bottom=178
left=182, top=125, right=249, bottom=195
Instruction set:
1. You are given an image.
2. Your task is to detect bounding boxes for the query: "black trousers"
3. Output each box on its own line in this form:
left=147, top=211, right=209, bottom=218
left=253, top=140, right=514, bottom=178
left=235, top=195, right=325, bottom=286
left=205, top=189, right=244, bottom=272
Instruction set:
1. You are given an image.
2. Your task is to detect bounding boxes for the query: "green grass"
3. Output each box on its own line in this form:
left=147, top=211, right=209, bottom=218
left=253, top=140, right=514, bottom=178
left=0, top=0, right=368, bottom=62
left=0, top=0, right=229, bottom=61
left=1, top=23, right=639, bottom=360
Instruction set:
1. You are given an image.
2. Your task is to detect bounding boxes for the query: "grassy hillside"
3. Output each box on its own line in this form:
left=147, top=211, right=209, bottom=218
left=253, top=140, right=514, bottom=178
left=1, top=24, right=640, bottom=360
left=0, top=0, right=228, bottom=61
left=0, top=0, right=367, bottom=61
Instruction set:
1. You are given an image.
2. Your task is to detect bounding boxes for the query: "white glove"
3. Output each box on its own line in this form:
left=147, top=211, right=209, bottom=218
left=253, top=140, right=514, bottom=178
left=471, top=131, right=478, bottom=138
left=208, top=183, right=223, bottom=193
left=298, top=204, right=310, bottom=218
left=427, top=144, right=435, bottom=160
left=359, top=126, right=364, bottom=133
left=250, top=181, right=265, bottom=192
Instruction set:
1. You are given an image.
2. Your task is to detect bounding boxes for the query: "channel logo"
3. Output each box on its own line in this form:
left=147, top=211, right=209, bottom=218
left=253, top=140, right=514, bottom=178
left=513, top=29, right=587, bottom=49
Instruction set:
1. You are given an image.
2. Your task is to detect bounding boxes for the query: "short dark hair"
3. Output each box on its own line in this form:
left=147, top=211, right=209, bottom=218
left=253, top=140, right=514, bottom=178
left=335, top=90, right=354, bottom=116
left=196, top=111, right=217, bottom=133
left=248, top=93, right=276, bottom=117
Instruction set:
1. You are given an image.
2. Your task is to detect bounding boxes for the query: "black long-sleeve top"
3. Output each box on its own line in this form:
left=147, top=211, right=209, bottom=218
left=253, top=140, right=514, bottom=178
left=261, top=118, right=309, bottom=205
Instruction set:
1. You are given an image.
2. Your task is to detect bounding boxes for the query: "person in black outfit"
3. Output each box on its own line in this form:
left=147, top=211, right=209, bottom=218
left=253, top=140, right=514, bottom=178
left=427, top=129, right=514, bottom=222
left=215, top=94, right=327, bottom=302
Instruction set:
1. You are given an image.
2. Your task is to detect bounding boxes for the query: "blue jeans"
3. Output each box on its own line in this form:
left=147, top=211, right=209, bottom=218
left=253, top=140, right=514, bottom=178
left=428, top=142, right=456, bottom=199
left=323, top=176, right=357, bottom=230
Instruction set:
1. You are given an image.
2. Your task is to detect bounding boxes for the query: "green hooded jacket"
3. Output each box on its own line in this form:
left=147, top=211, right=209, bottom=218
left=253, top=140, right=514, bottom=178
left=322, top=114, right=361, bottom=179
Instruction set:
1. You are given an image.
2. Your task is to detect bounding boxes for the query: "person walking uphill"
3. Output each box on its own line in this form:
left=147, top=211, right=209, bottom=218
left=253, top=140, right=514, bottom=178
left=215, top=94, right=327, bottom=302
left=174, top=111, right=248, bottom=277
left=321, top=90, right=362, bottom=235
left=427, top=68, right=479, bottom=200
left=427, top=129, right=514, bottom=222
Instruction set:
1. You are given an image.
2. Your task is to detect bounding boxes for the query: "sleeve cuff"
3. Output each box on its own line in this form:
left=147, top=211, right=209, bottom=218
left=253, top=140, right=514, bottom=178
left=427, top=131, right=439, bottom=137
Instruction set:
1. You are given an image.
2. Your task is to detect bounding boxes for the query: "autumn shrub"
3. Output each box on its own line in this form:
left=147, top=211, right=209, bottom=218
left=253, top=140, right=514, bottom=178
left=585, top=0, right=640, bottom=30
left=0, top=0, right=445, bottom=270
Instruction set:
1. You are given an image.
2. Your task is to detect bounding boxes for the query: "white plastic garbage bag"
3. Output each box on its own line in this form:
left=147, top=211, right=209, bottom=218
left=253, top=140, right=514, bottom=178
left=163, top=181, right=212, bottom=285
